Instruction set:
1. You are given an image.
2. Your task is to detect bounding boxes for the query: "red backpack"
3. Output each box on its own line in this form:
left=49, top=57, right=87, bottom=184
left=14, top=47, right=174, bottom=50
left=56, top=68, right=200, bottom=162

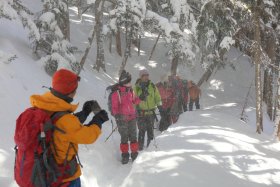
left=14, top=107, right=78, bottom=187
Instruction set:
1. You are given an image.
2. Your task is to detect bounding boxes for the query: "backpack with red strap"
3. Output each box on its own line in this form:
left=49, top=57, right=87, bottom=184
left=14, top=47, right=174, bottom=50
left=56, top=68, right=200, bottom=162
left=14, top=107, right=79, bottom=187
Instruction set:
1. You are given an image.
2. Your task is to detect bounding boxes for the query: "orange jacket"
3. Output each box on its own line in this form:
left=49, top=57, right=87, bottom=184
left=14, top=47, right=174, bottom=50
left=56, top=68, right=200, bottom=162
left=188, top=81, right=201, bottom=100
left=30, top=92, right=101, bottom=182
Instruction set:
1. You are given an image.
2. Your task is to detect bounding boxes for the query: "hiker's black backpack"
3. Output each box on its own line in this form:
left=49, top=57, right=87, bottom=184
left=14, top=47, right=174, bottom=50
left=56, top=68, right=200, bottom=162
left=106, top=83, right=120, bottom=115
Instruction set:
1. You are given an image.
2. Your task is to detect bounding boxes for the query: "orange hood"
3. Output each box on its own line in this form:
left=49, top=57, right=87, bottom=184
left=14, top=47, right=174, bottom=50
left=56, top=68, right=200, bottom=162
left=30, top=92, right=78, bottom=112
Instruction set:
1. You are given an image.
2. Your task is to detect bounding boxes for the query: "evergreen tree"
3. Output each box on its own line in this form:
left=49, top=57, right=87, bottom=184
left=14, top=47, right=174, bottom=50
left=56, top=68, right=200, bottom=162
left=145, top=0, right=197, bottom=75
left=109, top=0, right=146, bottom=74
left=0, top=0, right=17, bottom=20
left=0, top=0, right=39, bottom=63
left=35, top=0, right=80, bottom=75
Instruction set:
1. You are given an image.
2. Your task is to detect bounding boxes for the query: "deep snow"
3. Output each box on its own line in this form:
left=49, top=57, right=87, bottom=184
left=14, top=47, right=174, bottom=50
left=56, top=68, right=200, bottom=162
left=0, top=2, right=280, bottom=187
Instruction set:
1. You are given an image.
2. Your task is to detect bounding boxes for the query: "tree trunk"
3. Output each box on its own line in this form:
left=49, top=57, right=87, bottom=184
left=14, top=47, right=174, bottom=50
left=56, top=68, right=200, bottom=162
left=263, top=69, right=273, bottom=120
left=265, top=28, right=277, bottom=121
left=60, top=0, right=70, bottom=41
left=77, top=0, right=82, bottom=20
left=138, top=35, right=141, bottom=56
left=263, top=70, right=268, bottom=104
left=171, top=56, right=179, bottom=76
left=149, top=33, right=160, bottom=60
left=266, top=70, right=273, bottom=120
left=116, top=28, right=122, bottom=56
left=94, top=0, right=106, bottom=72
left=109, top=32, right=112, bottom=53
left=197, top=60, right=218, bottom=87
left=119, top=26, right=132, bottom=76
left=275, top=77, right=280, bottom=140
left=78, top=28, right=95, bottom=75
left=254, top=5, right=263, bottom=134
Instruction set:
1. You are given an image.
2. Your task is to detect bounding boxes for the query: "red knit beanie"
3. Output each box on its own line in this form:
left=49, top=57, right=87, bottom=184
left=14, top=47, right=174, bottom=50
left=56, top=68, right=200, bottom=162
left=52, top=69, right=79, bottom=95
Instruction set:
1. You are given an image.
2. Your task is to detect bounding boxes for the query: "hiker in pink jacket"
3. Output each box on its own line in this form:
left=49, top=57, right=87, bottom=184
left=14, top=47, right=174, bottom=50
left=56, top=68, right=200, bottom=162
left=111, top=70, right=141, bottom=164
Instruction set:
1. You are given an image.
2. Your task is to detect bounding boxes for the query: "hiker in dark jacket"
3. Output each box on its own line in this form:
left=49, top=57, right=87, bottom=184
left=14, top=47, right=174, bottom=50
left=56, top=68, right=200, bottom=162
left=167, top=75, right=184, bottom=123
left=156, top=81, right=175, bottom=131
left=182, top=80, right=189, bottom=112
left=111, top=70, right=141, bottom=164
left=134, top=69, right=162, bottom=150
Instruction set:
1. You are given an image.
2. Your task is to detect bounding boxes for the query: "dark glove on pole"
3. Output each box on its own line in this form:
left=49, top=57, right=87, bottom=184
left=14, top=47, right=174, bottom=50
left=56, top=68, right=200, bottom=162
left=85, top=110, right=109, bottom=129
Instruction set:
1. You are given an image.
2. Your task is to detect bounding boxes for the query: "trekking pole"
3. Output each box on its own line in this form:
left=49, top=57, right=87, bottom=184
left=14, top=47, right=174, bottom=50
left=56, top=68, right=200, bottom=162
left=153, top=121, right=158, bottom=149
left=152, top=110, right=159, bottom=149
left=104, top=120, right=118, bottom=142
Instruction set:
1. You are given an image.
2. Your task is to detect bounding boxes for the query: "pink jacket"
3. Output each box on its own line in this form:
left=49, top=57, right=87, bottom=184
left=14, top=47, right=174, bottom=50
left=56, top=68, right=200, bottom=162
left=111, top=86, right=141, bottom=121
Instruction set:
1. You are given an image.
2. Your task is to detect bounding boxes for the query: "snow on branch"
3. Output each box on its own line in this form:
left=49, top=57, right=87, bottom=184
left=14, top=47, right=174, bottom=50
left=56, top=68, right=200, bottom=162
left=146, top=10, right=183, bottom=37
left=0, top=50, right=17, bottom=64
left=145, top=10, right=196, bottom=63
left=0, top=0, right=18, bottom=20
left=220, top=36, right=235, bottom=51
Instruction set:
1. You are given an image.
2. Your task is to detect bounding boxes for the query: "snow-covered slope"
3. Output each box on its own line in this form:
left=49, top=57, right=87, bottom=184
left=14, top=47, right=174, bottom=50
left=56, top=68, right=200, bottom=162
left=0, top=3, right=279, bottom=187
left=121, top=110, right=280, bottom=187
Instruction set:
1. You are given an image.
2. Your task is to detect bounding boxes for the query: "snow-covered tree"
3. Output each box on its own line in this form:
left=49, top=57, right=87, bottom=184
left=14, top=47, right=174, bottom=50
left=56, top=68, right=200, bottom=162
left=0, top=0, right=39, bottom=63
left=145, top=0, right=197, bottom=75
left=197, top=0, right=240, bottom=68
left=35, top=0, right=80, bottom=75
left=0, top=0, right=18, bottom=20
left=94, top=0, right=106, bottom=72
left=12, top=0, right=40, bottom=44
left=109, top=0, right=146, bottom=74
left=0, top=0, right=40, bottom=44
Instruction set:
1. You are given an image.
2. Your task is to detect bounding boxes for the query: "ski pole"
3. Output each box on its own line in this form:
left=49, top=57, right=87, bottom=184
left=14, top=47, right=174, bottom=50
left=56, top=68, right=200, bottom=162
left=153, top=120, right=158, bottom=149
left=105, top=120, right=118, bottom=142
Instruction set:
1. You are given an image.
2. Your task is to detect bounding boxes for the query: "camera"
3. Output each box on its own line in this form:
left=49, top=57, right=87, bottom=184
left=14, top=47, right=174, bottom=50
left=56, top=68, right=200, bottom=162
left=91, top=100, right=102, bottom=115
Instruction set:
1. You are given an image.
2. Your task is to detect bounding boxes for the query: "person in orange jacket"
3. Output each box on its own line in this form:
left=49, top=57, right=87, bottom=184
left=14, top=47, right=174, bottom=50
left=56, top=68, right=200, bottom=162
left=30, top=69, right=109, bottom=186
left=187, top=80, right=201, bottom=111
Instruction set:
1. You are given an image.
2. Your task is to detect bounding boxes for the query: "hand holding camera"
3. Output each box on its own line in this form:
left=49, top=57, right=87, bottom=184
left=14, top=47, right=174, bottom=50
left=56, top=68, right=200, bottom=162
left=86, top=110, right=109, bottom=129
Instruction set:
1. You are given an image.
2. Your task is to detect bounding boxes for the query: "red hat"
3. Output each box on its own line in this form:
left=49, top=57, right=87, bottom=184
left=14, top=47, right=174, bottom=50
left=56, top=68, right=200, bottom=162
left=52, top=69, right=80, bottom=95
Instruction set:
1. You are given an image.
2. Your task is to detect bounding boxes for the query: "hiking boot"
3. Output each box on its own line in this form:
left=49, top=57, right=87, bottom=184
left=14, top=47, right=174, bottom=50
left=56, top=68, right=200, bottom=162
left=131, top=152, right=138, bottom=162
left=147, top=138, right=153, bottom=148
left=121, top=153, right=129, bottom=164
left=138, top=143, right=144, bottom=151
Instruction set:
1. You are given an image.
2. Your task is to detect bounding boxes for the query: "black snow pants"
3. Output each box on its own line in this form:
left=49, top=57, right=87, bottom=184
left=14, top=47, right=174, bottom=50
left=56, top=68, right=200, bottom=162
left=116, top=119, right=137, bottom=144
left=189, top=98, right=200, bottom=111
left=137, top=114, right=155, bottom=150
left=158, top=109, right=172, bottom=132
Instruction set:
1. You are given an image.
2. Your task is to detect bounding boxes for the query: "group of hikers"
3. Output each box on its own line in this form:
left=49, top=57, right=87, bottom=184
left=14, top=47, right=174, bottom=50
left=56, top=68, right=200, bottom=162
left=107, top=69, right=201, bottom=164
left=13, top=68, right=201, bottom=187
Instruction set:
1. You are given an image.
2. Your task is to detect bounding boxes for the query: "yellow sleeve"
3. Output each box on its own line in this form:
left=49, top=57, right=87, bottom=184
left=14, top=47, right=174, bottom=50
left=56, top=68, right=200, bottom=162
left=56, top=114, right=102, bottom=144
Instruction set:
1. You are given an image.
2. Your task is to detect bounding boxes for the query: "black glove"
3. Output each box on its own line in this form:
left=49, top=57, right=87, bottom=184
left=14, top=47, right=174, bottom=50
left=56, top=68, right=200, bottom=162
left=86, top=110, right=109, bottom=129
left=75, top=100, right=96, bottom=123
left=83, top=100, right=95, bottom=116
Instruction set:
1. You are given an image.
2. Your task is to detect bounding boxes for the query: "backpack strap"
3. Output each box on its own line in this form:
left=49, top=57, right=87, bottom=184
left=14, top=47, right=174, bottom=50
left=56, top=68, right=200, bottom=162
left=50, top=111, right=69, bottom=133
left=48, top=111, right=69, bottom=158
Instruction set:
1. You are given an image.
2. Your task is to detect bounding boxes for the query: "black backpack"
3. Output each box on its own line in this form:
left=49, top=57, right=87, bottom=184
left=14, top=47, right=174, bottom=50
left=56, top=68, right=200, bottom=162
left=106, top=83, right=120, bottom=115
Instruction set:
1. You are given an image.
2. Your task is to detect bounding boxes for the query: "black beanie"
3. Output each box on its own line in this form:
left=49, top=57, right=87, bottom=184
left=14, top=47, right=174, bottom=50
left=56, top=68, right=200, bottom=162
left=119, top=70, right=132, bottom=85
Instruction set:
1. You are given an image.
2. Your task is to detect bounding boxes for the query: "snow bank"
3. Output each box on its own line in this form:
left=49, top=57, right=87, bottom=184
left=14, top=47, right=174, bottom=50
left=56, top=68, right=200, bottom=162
left=121, top=111, right=280, bottom=187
